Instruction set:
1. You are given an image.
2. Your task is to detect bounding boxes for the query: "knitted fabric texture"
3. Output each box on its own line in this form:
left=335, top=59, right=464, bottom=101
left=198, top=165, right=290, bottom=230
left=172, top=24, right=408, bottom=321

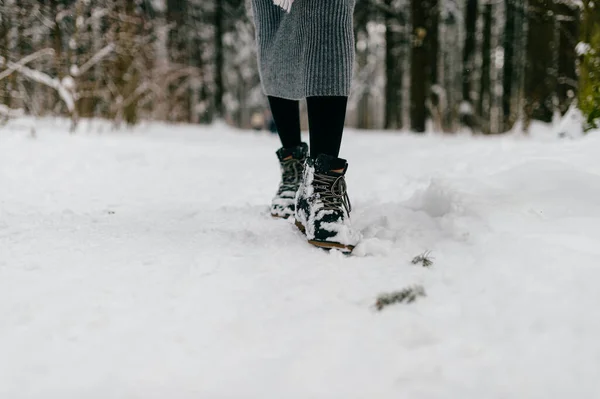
left=251, top=0, right=356, bottom=100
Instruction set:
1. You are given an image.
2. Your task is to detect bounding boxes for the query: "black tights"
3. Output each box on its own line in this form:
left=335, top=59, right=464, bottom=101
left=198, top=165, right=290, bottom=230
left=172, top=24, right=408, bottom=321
left=268, top=96, right=348, bottom=158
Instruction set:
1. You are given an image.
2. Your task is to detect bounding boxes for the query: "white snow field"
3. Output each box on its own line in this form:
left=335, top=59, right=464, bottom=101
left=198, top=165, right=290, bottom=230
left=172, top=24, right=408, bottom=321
left=2, top=118, right=600, bottom=399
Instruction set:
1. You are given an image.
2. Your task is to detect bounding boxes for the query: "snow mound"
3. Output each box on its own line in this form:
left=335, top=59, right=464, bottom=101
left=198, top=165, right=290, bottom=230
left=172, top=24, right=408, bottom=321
left=405, top=179, right=464, bottom=218
left=554, top=105, right=586, bottom=139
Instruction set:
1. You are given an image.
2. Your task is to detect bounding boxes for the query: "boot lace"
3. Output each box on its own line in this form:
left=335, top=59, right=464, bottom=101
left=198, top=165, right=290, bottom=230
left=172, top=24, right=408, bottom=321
left=313, top=172, right=352, bottom=214
left=279, top=158, right=302, bottom=191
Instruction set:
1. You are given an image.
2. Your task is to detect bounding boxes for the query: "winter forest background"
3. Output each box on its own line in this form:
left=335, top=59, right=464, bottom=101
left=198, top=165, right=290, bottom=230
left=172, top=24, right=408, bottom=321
left=0, top=0, right=598, bottom=134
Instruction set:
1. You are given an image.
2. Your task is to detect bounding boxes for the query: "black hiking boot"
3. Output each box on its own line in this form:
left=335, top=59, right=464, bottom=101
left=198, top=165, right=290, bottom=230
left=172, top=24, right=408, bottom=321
left=271, top=143, right=309, bottom=219
left=294, top=154, right=360, bottom=252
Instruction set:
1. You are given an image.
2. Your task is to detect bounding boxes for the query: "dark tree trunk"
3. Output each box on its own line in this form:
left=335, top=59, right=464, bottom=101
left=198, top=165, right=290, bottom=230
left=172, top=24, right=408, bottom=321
left=478, top=3, right=492, bottom=134
left=440, top=12, right=459, bottom=133
left=0, top=1, right=9, bottom=108
left=214, top=0, right=225, bottom=118
left=427, top=0, right=441, bottom=131
left=410, top=0, right=438, bottom=133
left=411, top=0, right=427, bottom=133
left=384, top=0, right=405, bottom=129
left=461, top=0, right=478, bottom=130
left=524, top=0, right=556, bottom=126
left=556, top=2, right=579, bottom=114
left=503, top=0, right=516, bottom=131
left=512, top=0, right=528, bottom=129
left=462, top=0, right=478, bottom=103
left=167, top=0, right=190, bottom=122
left=123, top=0, right=140, bottom=125
left=428, top=0, right=439, bottom=89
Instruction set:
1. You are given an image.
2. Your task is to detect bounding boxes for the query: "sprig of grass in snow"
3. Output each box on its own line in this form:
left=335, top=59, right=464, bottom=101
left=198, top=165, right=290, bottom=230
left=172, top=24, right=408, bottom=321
left=375, top=285, right=426, bottom=311
left=412, top=251, right=434, bottom=267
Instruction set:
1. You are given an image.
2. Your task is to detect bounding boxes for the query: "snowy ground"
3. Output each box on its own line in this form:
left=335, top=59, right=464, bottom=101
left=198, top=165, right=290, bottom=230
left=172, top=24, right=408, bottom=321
left=2, top=118, right=600, bottom=398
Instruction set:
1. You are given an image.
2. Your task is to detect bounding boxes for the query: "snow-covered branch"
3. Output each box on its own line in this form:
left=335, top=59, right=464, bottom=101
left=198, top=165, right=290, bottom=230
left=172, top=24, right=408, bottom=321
left=73, top=43, right=115, bottom=77
left=0, top=49, right=55, bottom=82
left=7, top=61, right=75, bottom=113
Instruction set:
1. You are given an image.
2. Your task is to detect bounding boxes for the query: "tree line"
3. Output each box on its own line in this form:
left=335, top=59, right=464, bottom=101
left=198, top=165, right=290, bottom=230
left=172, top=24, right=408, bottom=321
left=0, top=0, right=598, bottom=133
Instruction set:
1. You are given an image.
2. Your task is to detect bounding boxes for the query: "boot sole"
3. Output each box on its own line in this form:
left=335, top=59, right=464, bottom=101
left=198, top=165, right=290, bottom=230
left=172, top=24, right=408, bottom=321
left=295, top=220, right=306, bottom=234
left=295, top=220, right=354, bottom=253
left=308, top=240, right=355, bottom=253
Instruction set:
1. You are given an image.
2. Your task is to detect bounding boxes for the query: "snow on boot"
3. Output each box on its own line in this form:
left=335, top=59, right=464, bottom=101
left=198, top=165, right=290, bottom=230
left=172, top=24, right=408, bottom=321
left=294, top=154, right=360, bottom=252
left=271, top=143, right=309, bottom=219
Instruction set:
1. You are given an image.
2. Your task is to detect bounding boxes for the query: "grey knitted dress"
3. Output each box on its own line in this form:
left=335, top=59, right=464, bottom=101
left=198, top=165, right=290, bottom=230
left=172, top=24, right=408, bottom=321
left=251, top=0, right=356, bottom=100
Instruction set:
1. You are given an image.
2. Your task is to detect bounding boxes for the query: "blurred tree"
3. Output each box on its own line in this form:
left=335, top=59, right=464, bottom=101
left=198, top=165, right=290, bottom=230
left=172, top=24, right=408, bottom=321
left=555, top=1, right=579, bottom=115
left=478, top=1, right=493, bottom=133
left=461, top=0, right=479, bottom=131
left=411, top=0, right=439, bottom=133
left=579, top=0, right=600, bottom=130
left=524, top=0, right=556, bottom=129
left=383, top=0, right=407, bottom=130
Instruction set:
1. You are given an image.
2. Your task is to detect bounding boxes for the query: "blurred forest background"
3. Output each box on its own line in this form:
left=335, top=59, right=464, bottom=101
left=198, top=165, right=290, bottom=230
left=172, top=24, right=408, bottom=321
left=0, top=0, right=598, bottom=133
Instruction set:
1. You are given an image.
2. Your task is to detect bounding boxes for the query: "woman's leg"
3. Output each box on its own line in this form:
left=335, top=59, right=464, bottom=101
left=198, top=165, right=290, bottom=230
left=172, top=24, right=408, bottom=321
left=306, top=96, right=348, bottom=158
left=295, top=94, right=358, bottom=252
left=267, top=96, right=308, bottom=219
left=268, top=96, right=302, bottom=149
